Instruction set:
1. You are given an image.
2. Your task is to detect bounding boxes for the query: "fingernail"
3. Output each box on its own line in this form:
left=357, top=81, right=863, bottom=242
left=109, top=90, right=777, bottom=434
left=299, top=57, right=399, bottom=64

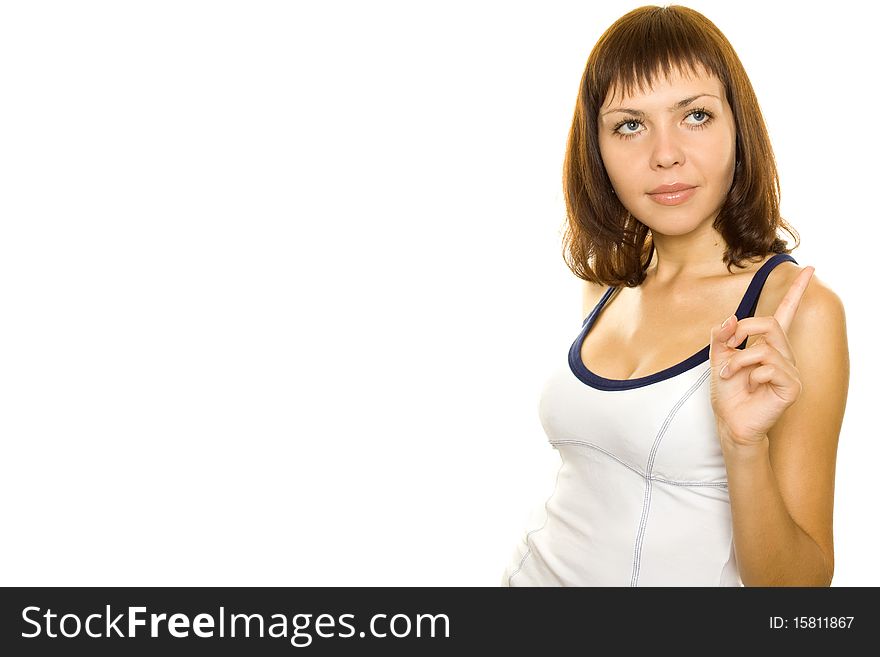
left=726, top=337, right=738, bottom=348
left=720, top=361, right=729, bottom=378
left=721, top=314, right=735, bottom=328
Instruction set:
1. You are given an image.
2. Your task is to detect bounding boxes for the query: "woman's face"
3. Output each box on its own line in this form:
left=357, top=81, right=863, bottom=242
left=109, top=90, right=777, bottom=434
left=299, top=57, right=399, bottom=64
left=597, top=66, right=737, bottom=236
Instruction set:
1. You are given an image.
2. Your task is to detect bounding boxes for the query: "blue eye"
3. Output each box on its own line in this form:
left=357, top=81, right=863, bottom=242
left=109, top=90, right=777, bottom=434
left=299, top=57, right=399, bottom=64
left=612, top=107, right=715, bottom=141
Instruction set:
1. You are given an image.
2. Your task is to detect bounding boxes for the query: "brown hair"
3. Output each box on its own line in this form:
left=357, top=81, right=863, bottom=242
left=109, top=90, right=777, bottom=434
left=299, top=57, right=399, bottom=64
left=561, top=5, right=799, bottom=287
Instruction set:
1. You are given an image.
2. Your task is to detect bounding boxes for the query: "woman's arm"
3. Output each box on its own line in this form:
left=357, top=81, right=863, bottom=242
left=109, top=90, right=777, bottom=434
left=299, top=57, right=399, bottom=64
left=721, top=275, right=848, bottom=586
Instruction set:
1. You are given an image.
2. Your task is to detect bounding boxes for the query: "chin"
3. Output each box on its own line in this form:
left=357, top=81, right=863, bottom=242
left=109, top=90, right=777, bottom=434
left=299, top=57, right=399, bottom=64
left=648, top=223, right=703, bottom=237
left=638, top=210, right=706, bottom=235
left=636, top=199, right=716, bottom=231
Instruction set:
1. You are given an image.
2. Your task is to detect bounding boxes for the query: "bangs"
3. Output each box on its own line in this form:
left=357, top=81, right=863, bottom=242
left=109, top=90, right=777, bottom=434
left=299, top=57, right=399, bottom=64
left=589, top=9, right=731, bottom=106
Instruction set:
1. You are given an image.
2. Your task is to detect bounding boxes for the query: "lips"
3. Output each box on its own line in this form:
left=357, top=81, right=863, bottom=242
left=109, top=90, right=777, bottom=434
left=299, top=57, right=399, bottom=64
left=648, top=183, right=696, bottom=194
left=647, top=186, right=697, bottom=206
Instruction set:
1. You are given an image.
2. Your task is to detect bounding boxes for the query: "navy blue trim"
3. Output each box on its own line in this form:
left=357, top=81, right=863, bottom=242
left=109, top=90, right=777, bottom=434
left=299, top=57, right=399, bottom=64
left=569, top=253, right=798, bottom=391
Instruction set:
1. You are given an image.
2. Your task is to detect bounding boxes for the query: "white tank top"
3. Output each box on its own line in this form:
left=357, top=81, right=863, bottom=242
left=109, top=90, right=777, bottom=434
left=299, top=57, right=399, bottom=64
left=501, top=253, right=797, bottom=586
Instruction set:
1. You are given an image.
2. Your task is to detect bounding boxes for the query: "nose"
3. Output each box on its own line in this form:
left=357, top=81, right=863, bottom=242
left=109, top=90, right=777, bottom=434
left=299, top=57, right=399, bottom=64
left=650, top=125, right=686, bottom=169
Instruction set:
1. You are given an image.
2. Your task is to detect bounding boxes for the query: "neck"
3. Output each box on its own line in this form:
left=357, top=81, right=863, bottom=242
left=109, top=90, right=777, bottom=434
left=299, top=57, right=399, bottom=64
left=647, top=223, right=731, bottom=286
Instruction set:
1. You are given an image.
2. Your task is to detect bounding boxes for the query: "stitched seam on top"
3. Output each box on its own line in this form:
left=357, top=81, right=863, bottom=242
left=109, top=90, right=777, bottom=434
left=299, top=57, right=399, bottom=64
left=548, top=440, right=646, bottom=478
left=507, top=451, right=566, bottom=586
left=630, top=370, right=709, bottom=586
left=549, top=439, right=728, bottom=487
left=650, top=475, right=728, bottom=488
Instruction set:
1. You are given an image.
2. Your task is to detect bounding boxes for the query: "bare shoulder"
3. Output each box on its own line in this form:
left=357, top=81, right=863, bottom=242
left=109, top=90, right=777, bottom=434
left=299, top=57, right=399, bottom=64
left=582, top=279, right=609, bottom=318
left=761, top=259, right=848, bottom=361
left=763, top=260, right=845, bottom=319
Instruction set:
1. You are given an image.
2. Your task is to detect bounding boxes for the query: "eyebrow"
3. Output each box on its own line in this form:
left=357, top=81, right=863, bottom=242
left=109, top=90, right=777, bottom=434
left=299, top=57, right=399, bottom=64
left=601, top=94, right=720, bottom=118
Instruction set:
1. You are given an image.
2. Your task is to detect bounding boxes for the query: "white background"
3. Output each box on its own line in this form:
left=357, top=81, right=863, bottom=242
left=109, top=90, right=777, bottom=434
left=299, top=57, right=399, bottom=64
left=0, top=0, right=874, bottom=586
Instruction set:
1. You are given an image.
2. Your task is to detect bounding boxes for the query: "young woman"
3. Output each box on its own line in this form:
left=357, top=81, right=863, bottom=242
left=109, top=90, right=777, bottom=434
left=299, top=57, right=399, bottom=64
left=501, top=5, right=849, bottom=587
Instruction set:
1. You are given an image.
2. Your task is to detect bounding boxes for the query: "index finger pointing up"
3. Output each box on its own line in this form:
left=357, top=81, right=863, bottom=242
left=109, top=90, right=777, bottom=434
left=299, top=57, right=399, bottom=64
left=774, top=265, right=815, bottom=333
